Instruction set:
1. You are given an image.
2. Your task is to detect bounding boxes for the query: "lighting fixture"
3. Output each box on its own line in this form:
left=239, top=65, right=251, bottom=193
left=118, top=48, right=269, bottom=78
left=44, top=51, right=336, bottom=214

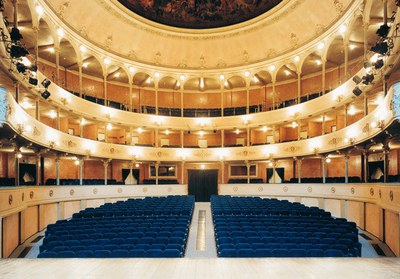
left=47, top=47, right=55, bottom=53
left=135, top=163, right=140, bottom=168
left=137, top=127, right=143, bottom=133
left=253, top=76, right=258, bottom=82
left=370, top=42, right=389, bottom=55
left=82, top=62, right=90, bottom=68
left=294, top=56, right=300, bottom=62
left=268, top=162, right=273, bottom=167
left=74, top=160, right=80, bottom=166
left=352, top=87, right=362, bottom=96
left=291, top=121, right=298, bottom=128
left=129, top=67, right=136, bottom=73
left=106, top=123, right=112, bottom=130
left=146, top=77, right=152, bottom=84
left=49, top=110, right=57, bottom=119
left=17, top=153, right=22, bottom=159
left=104, top=58, right=111, bottom=65
left=113, top=72, right=120, bottom=78
left=179, top=74, right=185, bottom=81
left=79, top=45, right=87, bottom=52
left=262, top=126, right=268, bottom=132
left=35, top=5, right=44, bottom=16
left=376, top=23, right=390, bottom=38
left=9, top=45, right=29, bottom=58
left=348, top=105, right=356, bottom=116
left=326, top=158, right=331, bottom=163
left=268, top=65, right=276, bottom=71
left=56, top=28, right=64, bottom=37
left=349, top=44, right=356, bottom=50
left=200, top=78, right=205, bottom=89
left=284, top=70, right=291, bottom=76
left=41, top=90, right=51, bottom=100
left=154, top=72, right=160, bottom=78
left=317, top=42, right=325, bottom=50
left=200, top=164, right=205, bottom=170
left=224, top=80, right=229, bottom=87
left=80, top=118, right=86, bottom=126
left=165, top=129, right=170, bottom=135
left=41, top=78, right=51, bottom=88
left=362, top=73, right=374, bottom=85
left=235, top=129, right=240, bottom=134
left=339, top=25, right=347, bottom=34
left=219, top=74, right=225, bottom=80
left=244, top=70, right=250, bottom=77
left=10, top=27, right=23, bottom=42
left=316, top=60, right=322, bottom=66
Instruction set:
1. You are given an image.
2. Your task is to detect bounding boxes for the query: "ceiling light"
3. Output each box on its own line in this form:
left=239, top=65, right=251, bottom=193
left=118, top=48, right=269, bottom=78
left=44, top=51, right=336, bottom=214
left=284, top=70, right=291, bottom=76
left=244, top=70, right=250, bottom=77
left=262, top=126, right=268, bottom=132
left=200, top=78, right=205, bottom=89
left=349, top=44, right=356, bottom=50
left=165, top=129, right=170, bottom=135
left=135, top=163, right=140, bottom=168
left=137, top=127, right=143, bottom=133
left=17, top=153, right=23, bottom=159
left=154, top=72, right=160, bottom=78
left=348, top=105, right=356, bottom=116
left=47, top=47, right=54, bottom=53
left=56, top=28, right=64, bottom=37
left=253, top=76, right=259, bottom=83
left=74, top=160, right=80, bottom=166
left=199, top=130, right=204, bottom=137
left=316, top=60, right=322, bottom=65
left=146, top=77, right=152, bottom=83
left=339, top=25, right=347, bottom=34
left=49, top=110, right=57, bottom=119
left=41, top=78, right=51, bottom=88
left=104, top=58, right=111, bottom=65
left=106, top=123, right=112, bottom=130
left=113, top=72, right=120, bottom=78
left=80, top=118, right=86, bottom=126
left=317, top=42, right=325, bottom=50
left=294, top=56, right=300, bottom=62
left=129, top=66, right=136, bottom=73
left=35, top=5, right=44, bottom=16
left=268, top=65, right=276, bottom=71
left=224, top=80, right=229, bottom=87
left=79, top=45, right=87, bottom=52
left=219, top=74, right=225, bottom=80
left=179, top=74, right=185, bottom=81
left=326, top=158, right=331, bottom=163
left=82, top=62, right=90, bottom=68
left=200, top=164, right=205, bottom=170
left=268, top=162, right=273, bottom=167
left=291, top=121, right=298, bottom=128
left=235, top=129, right=240, bottom=134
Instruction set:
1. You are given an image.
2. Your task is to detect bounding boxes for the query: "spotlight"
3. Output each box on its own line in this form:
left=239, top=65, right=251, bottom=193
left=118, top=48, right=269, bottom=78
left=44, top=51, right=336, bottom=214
left=362, top=73, right=374, bottom=85
left=370, top=42, right=389, bottom=55
left=41, top=78, right=51, bottom=88
left=352, top=76, right=362, bottom=85
left=376, top=24, right=390, bottom=38
left=41, top=90, right=51, bottom=100
left=15, top=62, right=26, bottom=73
left=374, top=59, right=384, bottom=70
left=9, top=45, right=29, bottom=58
left=352, top=87, right=362, bottom=96
left=29, top=77, right=38, bottom=86
left=10, top=27, right=23, bottom=42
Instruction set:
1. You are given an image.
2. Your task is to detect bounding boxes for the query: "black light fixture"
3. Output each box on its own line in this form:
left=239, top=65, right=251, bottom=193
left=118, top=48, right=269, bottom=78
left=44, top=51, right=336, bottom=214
left=352, top=76, right=362, bottom=85
left=362, top=73, right=375, bottom=85
left=41, top=90, right=51, bottom=100
left=41, top=78, right=51, bottom=88
left=10, top=27, right=22, bottom=42
left=352, top=87, right=362, bottom=96
left=374, top=58, right=384, bottom=70
left=376, top=23, right=390, bottom=38
left=15, top=62, right=26, bottom=73
left=9, top=45, right=29, bottom=58
left=29, top=77, right=38, bottom=86
left=370, top=42, right=389, bottom=55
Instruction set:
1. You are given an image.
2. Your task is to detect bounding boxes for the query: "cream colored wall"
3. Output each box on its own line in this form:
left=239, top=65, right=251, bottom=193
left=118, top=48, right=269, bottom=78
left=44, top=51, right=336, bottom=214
left=346, top=201, right=364, bottom=229
left=385, top=210, right=400, bottom=256
left=365, top=203, right=383, bottom=240
left=2, top=213, right=19, bottom=258
left=21, top=206, right=39, bottom=243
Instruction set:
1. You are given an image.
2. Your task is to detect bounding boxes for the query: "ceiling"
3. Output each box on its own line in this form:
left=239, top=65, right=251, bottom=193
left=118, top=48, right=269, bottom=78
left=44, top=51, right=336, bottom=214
left=117, top=0, right=284, bottom=29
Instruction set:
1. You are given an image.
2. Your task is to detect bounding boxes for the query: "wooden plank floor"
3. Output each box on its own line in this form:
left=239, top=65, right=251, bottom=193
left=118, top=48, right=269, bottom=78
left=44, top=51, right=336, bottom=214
left=0, top=258, right=400, bottom=279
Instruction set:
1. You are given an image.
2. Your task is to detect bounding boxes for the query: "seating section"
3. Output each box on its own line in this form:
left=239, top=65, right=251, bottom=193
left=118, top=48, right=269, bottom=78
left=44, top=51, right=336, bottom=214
left=212, top=196, right=361, bottom=258
left=287, top=177, right=361, bottom=183
left=228, top=178, right=264, bottom=184
left=45, top=178, right=122, bottom=185
left=0, top=177, right=15, bottom=187
left=38, top=196, right=194, bottom=258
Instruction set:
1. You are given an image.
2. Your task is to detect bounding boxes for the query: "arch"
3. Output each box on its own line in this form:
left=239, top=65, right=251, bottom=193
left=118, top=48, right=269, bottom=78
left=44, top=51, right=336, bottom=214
left=251, top=71, right=272, bottom=86
left=159, top=76, right=179, bottom=90
left=107, top=65, right=129, bottom=84
left=132, top=72, right=153, bottom=87
left=301, top=51, right=322, bottom=76
left=225, top=75, right=246, bottom=89
left=276, top=63, right=297, bottom=82
left=184, top=77, right=219, bottom=91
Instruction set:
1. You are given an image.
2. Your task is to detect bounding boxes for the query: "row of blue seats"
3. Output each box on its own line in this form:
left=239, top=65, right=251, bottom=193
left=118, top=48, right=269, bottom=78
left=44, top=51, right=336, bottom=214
left=218, top=248, right=347, bottom=258
left=38, top=196, right=194, bottom=258
left=38, top=248, right=182, bottom=258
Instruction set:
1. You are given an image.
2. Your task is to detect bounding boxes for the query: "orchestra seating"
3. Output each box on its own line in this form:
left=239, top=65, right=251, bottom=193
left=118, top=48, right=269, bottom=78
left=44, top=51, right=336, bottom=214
left=212, top=196, right=361, bottom=258
left=38, top=196, right=194, bottom=258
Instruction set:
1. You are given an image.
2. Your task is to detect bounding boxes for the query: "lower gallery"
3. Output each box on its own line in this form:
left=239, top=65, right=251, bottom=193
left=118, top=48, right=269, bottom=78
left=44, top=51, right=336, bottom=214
left=1, top=0, right=400, bottom=278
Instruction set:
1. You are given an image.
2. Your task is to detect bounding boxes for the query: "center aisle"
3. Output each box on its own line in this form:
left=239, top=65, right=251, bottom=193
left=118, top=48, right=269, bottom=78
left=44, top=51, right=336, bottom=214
left=185, top=202, right=217, bottom=258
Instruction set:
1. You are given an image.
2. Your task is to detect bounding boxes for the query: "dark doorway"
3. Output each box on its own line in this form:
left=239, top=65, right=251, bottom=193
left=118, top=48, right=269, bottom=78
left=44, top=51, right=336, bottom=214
left=188, top=169, right=218, bottom=202
left=19, top=163, right=36, bottom=185
left=368, top=161, right=384, bottom=182
left=122, top=169, right=140, bottom=184
left=266, top=168, right=284, bottom=183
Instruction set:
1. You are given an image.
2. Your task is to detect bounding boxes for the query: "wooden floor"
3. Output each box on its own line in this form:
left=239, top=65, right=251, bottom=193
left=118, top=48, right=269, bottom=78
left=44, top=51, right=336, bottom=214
left=0, top=258, right=400, bottom=278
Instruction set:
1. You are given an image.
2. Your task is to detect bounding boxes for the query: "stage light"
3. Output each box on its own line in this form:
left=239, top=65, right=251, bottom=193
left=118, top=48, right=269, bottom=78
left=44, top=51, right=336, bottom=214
left=9, top=45, right=29, bottom=58
left=374, top=59, right=384, bottom=70
left=15, top=62, right=26, bottom=73
left=41, top=90, right=51, bottom=100
left=352, top=76, right=362, bottom=85
left=29, top=77, right=38, bottom=86
left=352, top=87, right=362, bottom=96
left=41, top=78, right=51, bottom=88
left=376, top=23, right=390, bottom=38
left=370, top=42, right=389, bottom=55
left=10, top=27, right=23, bottom=42
left=362, top=73, right=374, bottom=85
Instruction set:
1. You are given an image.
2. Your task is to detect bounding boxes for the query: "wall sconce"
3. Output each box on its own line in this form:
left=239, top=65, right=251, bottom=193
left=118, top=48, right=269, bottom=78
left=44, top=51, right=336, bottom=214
left=16, top=124, right=24, bottom=133
left=312, top=147, right=320, bottom=154
left=336, top=95, right=344, bottom=102
left=60, top=97, right=69, bottom=106
left=49, top=141, right=56, bottom=148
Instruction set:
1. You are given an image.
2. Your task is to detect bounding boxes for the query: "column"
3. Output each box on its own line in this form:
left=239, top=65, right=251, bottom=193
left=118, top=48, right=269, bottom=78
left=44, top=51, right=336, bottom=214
left=221, top=84, right=224, bottom=116
left=322, top=157, right=326, bottom=184
left=79, top=159, right=83, bottom=186
left=56, top=156, right=60, bottom=186
left=180, top=83, right=184, bottom=117
left=297, top=71, right=301, bottom=103
left=14, top=81, right=19, bottom=103
left=129, top=79, right=133, bottom=112
left=221, top=161, right=225, bottom=184
left=344, top=41, right=349, bottom=80
left=35, top=97, right=40, bottom=120
left=364, top=152, right=369, bottom=182
left=363, top=22, right=369, bottom=61
left=272, top=125, right=277, bottom=143
left=128, top=161, right=133, bottom=184
left=383, top=145, right=390, bottom=183
left=246, top=127, right=250, bottom=147
left=155, top=129, right=159, bottom=147
left=344, top=104, right=348, bottom=127
left=345, top=155, right=349, bottom=183
left=36, top=154, right=41, bottom=186
left=272, top=78, right=276, bottom=110
left=79, top=117, right=83, bottom=137
left=103, top=74, right=108, bottom=106
left=221, top=129, right=225, bottom=147
left=155, top=162, right=159, bottom=185
left=155, top=82, right=159, bottom=115
left=297, top=121, right=301, bottom=140
left=181, top=161, right=185, bottom=184
left=246, top=162, right=250, bottom=184
left=180, top=130, right=184, bottom=148
left=78, top=63, right=83, bottom=97
left=33, top=26, right=39, bottom=64
left=322, top=58, right=326, bottom=94
left=246, top=81, right=250, bottom=114
left=364, top=94, right=368, bottom=116
left=14, top=152, right=20, bottom=186
left=297, top=158, right=302, bottom=184
left=55, top=47, right=60, bottom=84
left=56, top=109, right=60, bottom=130
left=103, top=160, right=109, bottom=185
left=272, top=161, right=276, bottom=184
left=322, top=114, right=326, bottom=135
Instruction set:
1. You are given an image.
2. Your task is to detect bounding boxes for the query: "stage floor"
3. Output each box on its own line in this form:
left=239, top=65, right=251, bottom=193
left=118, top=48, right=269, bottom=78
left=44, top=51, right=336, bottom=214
left=0, top=258, right=400, bottom=279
